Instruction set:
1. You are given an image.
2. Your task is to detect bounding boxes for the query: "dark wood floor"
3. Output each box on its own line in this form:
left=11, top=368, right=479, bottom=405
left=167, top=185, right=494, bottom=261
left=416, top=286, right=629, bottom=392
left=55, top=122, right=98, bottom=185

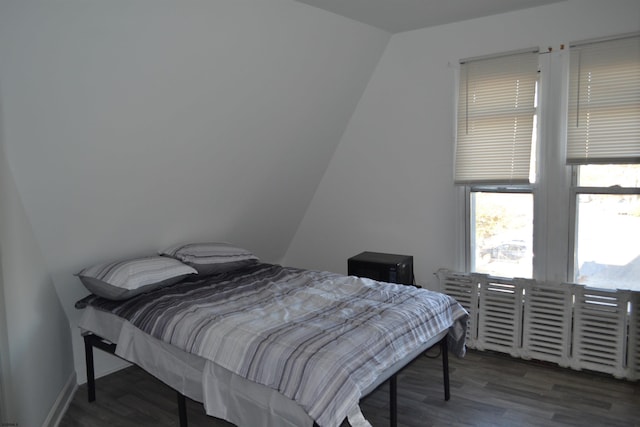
left=60, top=349, right=640, bottom=427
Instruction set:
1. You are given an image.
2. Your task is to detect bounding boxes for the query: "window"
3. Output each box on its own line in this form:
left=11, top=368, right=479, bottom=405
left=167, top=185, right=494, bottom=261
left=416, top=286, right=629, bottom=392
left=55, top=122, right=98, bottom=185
left=456, top=50, right=538, bottom=278
left=456, top=34, right=640, bottom=288
left=571, top=165, right=640, bottom=289
left=567, top=35, right=640, bottom=290
left=470, top=189, right=533, bottom=278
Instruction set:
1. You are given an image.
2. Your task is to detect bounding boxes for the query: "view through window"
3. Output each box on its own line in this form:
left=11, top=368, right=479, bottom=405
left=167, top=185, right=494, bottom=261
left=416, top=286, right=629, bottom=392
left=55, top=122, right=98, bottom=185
left=573, top=164, right=640, bottom=290
left=470, top=191, right=533, bottom=278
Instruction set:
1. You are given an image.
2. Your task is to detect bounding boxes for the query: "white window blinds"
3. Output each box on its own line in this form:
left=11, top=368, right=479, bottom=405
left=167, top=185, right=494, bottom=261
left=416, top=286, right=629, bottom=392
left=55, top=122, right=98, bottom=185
left=567, top=35, right=640, bottom=165
left=455, top=50, right=539, bottom=185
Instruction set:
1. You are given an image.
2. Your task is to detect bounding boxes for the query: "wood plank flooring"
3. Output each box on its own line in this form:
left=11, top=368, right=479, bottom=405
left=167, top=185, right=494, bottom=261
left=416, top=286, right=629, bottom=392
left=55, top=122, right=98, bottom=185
left=60, top=349, right=640, bottom=427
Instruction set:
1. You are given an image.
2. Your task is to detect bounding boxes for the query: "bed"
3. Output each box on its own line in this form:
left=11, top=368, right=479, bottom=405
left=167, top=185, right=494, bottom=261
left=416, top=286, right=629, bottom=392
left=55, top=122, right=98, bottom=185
left=74, top=244, right=468, bottom=427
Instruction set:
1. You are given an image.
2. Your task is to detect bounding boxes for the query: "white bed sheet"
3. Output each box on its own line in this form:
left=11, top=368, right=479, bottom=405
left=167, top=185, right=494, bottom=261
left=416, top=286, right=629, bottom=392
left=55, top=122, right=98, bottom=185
left=79, top=306, right=447, bottom=427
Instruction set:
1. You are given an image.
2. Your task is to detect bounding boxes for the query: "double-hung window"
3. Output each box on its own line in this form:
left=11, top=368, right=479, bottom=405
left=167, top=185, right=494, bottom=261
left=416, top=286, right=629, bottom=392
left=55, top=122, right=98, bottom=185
left=455, top=50, right=539, bottom=279
left=567, top=36, right=640, bottom=290
left=456, top=34, right=640, bottom=289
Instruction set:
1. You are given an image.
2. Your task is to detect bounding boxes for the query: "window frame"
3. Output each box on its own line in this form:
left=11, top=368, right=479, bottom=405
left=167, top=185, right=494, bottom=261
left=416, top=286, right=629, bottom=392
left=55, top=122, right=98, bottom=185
left=465, top=185, right=535, bottom=277
left=567, top=165, right=640, bottom=283
left=457, top=48, right=542, bottom=279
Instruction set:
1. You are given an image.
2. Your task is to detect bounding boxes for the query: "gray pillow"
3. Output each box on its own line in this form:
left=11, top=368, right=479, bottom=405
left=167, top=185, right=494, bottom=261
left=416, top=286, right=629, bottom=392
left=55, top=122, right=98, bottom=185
left=159, top=242, right=259, bottom=276
left=77, top=256, right=197, bottom=300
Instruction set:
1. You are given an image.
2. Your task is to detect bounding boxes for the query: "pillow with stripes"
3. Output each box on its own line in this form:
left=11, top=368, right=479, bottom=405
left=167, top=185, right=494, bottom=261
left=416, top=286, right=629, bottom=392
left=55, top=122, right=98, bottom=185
left=159, top=242, right=259, bottom=276
left=76, top=256, right=197, bottom=300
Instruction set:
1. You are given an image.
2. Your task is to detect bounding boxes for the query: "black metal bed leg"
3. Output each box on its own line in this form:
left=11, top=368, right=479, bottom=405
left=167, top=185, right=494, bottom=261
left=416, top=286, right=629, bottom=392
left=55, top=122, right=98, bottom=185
left=441, top=337, right=450, bottom=401
left=177, top=392, right=188, bottom=427
left=83, top=334, right=96, bottom=402
left=83, top=332, right=188, bottom=426
left=390, top=374, right=398, bottom=427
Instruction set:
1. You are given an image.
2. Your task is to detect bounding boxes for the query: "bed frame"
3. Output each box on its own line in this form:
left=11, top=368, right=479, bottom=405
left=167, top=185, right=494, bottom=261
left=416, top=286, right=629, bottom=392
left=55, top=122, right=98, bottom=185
left=84, top=332, right=450, bottom=427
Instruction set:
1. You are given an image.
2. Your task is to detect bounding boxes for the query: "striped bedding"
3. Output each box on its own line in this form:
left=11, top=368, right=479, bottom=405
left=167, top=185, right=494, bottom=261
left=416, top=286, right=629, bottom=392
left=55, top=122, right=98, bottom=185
left=76, top=263, right=468, bottom=427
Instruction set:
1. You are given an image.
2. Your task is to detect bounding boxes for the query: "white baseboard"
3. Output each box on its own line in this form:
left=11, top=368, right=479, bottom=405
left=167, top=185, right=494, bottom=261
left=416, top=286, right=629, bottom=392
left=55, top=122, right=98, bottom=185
left=43, top=371, right=77, bottom=427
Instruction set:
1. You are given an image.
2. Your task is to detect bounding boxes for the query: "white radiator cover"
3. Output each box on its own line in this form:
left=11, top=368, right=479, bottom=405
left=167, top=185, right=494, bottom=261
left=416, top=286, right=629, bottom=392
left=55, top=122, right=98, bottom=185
left=627, top=292, right=639, bottom=381
left=477, top=279, right=524, bottom=357
left=522, top=280, right=573, bottom=368
left=436, top=269, right=638, bottom=381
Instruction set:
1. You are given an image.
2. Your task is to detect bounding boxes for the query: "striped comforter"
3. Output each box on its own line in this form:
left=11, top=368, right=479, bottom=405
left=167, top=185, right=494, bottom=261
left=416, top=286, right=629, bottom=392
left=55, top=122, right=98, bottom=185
left=77, top=263, right=468, bottom=427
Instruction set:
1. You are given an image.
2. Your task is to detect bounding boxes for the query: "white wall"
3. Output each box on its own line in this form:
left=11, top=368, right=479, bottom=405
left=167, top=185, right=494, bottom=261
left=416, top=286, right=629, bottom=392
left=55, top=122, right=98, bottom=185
left=0, top=97, right=73, bottom=427
left=0, top=107, right=12, bottom=427
left=0, top=0, right=391, bottom=397
left=284, top=0, right=640, bottom=288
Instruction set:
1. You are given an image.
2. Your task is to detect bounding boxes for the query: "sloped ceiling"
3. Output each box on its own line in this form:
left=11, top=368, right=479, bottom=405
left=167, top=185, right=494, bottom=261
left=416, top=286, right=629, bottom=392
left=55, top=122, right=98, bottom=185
left=0, top=0, right=390, bottom=322
left=294, top=0, right=566, bottom=33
